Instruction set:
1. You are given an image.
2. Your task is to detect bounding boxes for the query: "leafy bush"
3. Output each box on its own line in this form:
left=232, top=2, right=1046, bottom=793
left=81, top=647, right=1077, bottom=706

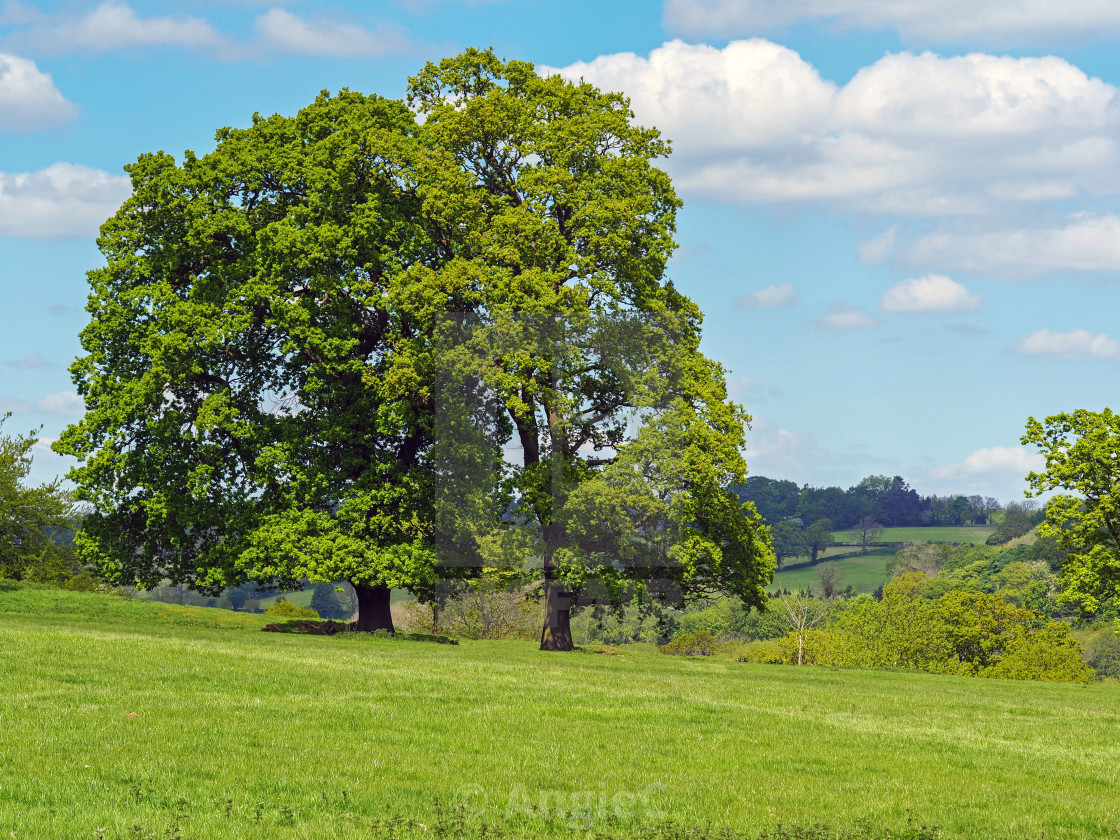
left=1084, top=628, right=1120, bottom=680
left=660, top=630, right=717, bottom=656
left=396, top=583, right=541, bottom=640
left=264, top=598, right=319, bottom=619
left=572, top=601, right=665, bottom=646
left=788, top=574, right=1095, bottom=683
left=676, top=599, right=735, bottom=638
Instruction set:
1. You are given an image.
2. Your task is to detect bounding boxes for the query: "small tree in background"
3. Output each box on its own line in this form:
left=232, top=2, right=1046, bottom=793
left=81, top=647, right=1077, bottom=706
left=805, top=518, right=834, bottom=563
left=852, top=517, right=884, bottom=554
left=816, top=562, right=845, bottom=599
left=778, top=591, right=830, bottom=665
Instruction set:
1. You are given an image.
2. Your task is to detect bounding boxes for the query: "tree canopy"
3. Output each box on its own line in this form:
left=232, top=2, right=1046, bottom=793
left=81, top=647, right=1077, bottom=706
left=0, top=415, right=78, bottom=584
left=1023, top=408, right=1120, bottom=617
left=55, top=49, right=774, bottom=639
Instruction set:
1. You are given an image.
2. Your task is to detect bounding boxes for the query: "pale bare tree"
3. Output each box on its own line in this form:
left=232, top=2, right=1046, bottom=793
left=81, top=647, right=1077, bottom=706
left=778, top=591, right=830, bottom=666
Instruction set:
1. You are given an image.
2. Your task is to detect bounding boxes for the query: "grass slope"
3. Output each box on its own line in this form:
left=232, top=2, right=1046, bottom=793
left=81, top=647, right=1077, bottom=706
left=1, top=584, right=1118, bottom=839
left=770, top=548, right=896, bottom=594
left=833, top=526, right=994, bottom=545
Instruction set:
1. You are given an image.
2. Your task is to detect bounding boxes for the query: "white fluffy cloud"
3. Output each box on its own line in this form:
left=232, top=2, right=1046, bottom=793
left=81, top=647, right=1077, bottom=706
left=253, top=9, right=408, bottom=57
left=0, top=163, right=131, bottom=239
left=879, top=274, right=980, bottom=313
left=1013, top=328, right=1120, bottom=360
left=929, top=446, right=1043, bottom=481
left=903, top=215, right=1120, bottom=275
left=735, top=282, right=796, bottom=309
left=547, top=41, right=1120, bottom=223
left=816, top=301, right=878, bottom=331
left=0, top=53, right=77, bottom=130
left=662, top=0, right=1120, bottom=45
left=15, top=2, right=225, bottom=54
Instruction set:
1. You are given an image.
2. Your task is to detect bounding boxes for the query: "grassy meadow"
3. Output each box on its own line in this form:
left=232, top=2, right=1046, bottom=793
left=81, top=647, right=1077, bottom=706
left=769, top=548, right=896, bottom=594
left=833, top=526, right=994, bottom=545
left=770, top=527, right=998, bottom=594
left=2, top=584, right=1118, bottom=839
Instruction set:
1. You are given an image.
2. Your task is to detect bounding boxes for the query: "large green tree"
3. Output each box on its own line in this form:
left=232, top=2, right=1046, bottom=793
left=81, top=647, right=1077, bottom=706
left=1023, top=408, right=1120, bottom=617
left=54, top=90, right=474, bottom=630
left=402, top=50, right=773, bottom=649
left=56, top=50, right=773, bottom=641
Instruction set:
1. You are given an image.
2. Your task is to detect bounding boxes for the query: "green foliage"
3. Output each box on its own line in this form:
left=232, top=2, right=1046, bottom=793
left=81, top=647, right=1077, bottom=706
left=55, top=88, right=450, bottom=611
left=310, top=581, right=353, bottom=620
left=572, top=600, right=666, bottom=646
left=659, top=629, right=717, bottom=656
left=264, top=598, right=319, bottom=619
left=0, top=415, right=82, bottom=585
left=804, top=518, right=833, bottom=563
left=1082, top=628, right=1120, bottom=679
left=1023, top=408, right=1120, bottom=616
left=404, top=49, right=774, bottom=636
left=984, top=503, right=1035, bottom=545
left=802, top=574, right=1094, bottom=683
left=676, top=598, right=735, bottom=639
left=57, top=51, right=774, bottom=634
left=770, top=519, right=809, bottom=568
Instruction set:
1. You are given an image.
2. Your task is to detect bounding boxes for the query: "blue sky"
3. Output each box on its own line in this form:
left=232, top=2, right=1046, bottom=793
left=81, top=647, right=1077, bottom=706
left=3, top=0, right=1119, bottom=502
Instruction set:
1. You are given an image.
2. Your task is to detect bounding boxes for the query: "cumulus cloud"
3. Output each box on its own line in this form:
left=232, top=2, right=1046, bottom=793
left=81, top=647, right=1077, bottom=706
left=903, top=215, right=1120, bottom=275
left=0, top=53, right=78, bottom=130
left=36, top=391, right=82, bottom=417
left=254, top=9, right=408, bottom=57
left=14, top=2, right=226, bottom=54
left=816, top=301, right=878, bottom=331
left=735, top=282, right=797, bottom=309
left=662, top=0, right=1120, bottom=45
left=546, top=41, right=1120, bottom=227
left=929, top=446, right=1043, bottom=482
left=0, top=163, right=131, bottom=239
left=879, top=274, right=980, bottom=313
left=1013, top=328, right=1120, bottom=360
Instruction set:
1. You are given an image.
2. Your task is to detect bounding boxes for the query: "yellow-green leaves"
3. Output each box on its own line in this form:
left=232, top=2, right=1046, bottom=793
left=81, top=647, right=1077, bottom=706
left=1023, top=408, right=1120, bottom=617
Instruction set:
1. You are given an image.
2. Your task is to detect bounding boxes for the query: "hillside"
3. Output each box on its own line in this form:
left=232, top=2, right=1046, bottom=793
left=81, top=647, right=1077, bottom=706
left=1, top=583, right=1117, bottom=839
left=771, top=526, right=999, bottom=594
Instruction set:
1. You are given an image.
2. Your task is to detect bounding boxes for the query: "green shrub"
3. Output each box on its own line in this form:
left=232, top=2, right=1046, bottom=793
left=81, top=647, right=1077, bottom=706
left=264, top=598, right=319, bottom=619
left=1084, top=628, right=1120, bottom=679
left=660, top=630, right=717, bottom=656
left=736, top=638, right=788, bottom=664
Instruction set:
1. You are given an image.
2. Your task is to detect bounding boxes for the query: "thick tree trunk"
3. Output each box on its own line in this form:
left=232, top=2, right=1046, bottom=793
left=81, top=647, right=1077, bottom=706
left=540, top=575, right=575, bottom=651
left=540, top=526, right=575, bottom=653
left=351, top=582, right=394, bottom=633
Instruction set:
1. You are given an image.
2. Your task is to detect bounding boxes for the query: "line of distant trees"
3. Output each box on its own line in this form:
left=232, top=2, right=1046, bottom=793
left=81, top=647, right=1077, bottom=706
left=734, top=475, right=1022, bottom=531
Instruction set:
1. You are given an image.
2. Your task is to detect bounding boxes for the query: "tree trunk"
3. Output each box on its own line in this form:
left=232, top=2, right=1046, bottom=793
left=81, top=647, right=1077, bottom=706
left=352, top=582, right=394, bottom=632
left=540, top=575, right=574, bottom=651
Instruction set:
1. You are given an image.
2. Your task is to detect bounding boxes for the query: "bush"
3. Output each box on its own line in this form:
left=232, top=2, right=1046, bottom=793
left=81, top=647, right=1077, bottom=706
left=396, top=583, right=541, bottom=640
left=264, top=598, right=319, bottom=619
left=660, top=630, right=718, bottom=656
left=1084, top=628, right=1120, bottom=680
left=736, top=638, right=787, bottom=664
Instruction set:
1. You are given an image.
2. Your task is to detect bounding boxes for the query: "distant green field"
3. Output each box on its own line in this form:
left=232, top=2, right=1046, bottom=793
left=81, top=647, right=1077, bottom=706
left=770, top=547, right=896, bottom=594
left=834, top=525, right=994, bottom=545
left=2, top=582, right=1117, bottom=839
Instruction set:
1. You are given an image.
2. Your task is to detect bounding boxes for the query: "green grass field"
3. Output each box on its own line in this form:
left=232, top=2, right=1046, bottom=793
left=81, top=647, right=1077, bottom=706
left=833, top=526, right=994, bottom=545
left=2, top=583, right=1118, bottom=839
left=770, top=548, right=896, bottom=594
